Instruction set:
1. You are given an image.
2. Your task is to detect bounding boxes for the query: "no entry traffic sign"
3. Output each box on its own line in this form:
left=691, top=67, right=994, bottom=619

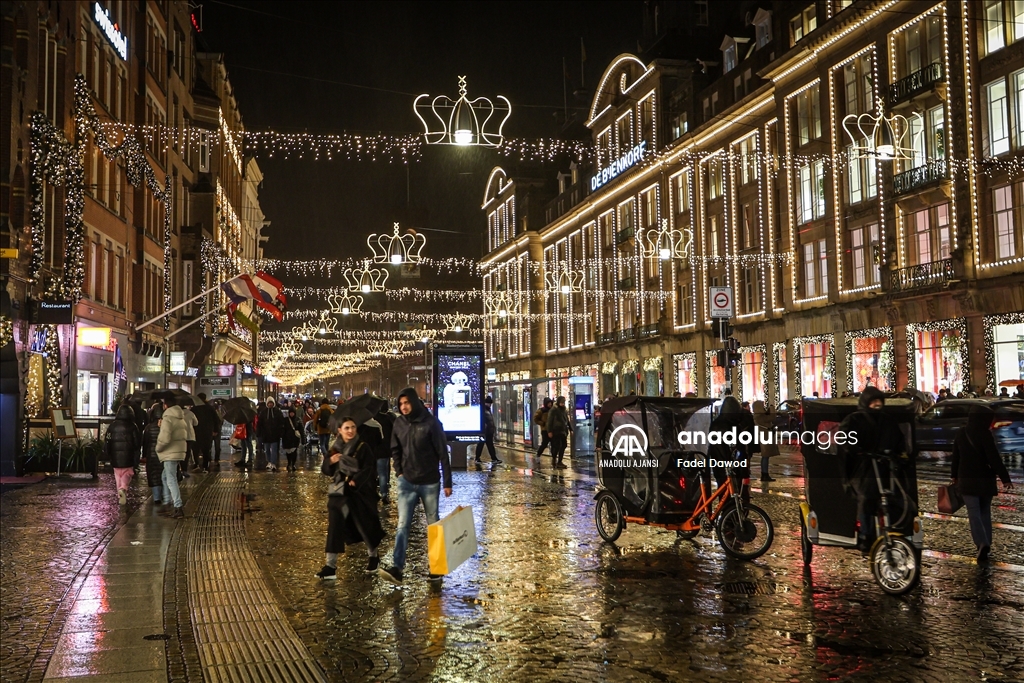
left=709, top=286, right=734, bottom=318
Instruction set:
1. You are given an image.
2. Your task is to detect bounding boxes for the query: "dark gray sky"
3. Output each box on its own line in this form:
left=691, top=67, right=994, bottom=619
left=198, top=1, right=644, bottom=263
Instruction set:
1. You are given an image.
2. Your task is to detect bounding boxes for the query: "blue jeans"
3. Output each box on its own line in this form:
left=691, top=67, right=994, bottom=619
left=161, top=460, right=183, bottom=508
left=392, top=477, right=440, bottom=571
left=963, top=495, right=993, bottom=550
left=377, top=458, right=391, bottom=499
left=319, top=433, right=331, bottom=455
left=265, top=440, right=280, bottom=466
left=241, top=437, right=254, bottom=463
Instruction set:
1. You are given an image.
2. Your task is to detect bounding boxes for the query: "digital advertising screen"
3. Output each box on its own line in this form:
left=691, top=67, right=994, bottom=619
left=433, top=346, right=484, bottom=437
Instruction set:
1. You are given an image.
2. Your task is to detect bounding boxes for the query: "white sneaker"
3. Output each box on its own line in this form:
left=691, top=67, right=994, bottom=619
left=118, top=489, right=126, bottom=505
left=265, top=463, right=273, bottom=471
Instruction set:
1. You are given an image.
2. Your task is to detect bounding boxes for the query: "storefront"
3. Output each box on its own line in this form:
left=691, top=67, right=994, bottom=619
left=75, top=325, right=115, bottom=416
left=238, top=360, right=261, bottom=401
left=641, top=357, right=662, bottom=396
left=794, top=335, right=834, bottom=398
left=620, top=359, right=639, bottom=395
left=706, top=350, right=727, bottom=398
left=846, top=328, right=894, bottom=393
left=738, top=345, right=766, bottom=403
left=986, top=314, right=1024, bottom=393
left=125, top=334, right=164, bottom=395
left=600, top=361, right=618, bottom=398
left=674, top=352, right=698, bottom=396
left=907, top=319, right=968, bottom=397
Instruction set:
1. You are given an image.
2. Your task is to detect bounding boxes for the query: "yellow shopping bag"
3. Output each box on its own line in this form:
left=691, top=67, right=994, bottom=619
left=427, top=505, right=477, bottom=575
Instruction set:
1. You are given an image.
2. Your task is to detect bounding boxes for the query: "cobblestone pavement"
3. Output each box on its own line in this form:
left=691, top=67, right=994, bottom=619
left=246, top=447, right=1024, bottom=683
left=2, top=446, right=1022, bottom=683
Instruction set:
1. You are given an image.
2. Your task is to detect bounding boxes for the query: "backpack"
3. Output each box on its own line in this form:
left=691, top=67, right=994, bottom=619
left=317, top=407, right=332, bottom=430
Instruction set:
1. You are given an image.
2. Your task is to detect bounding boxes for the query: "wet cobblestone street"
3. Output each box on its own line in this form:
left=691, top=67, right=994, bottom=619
left=2, top=447, right=1022, bottom=682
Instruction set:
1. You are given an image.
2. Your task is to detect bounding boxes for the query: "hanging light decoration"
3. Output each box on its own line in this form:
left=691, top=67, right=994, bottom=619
left=414, top=76, right=511, bottom=148
left=443, top=313, right=473, bottom=333
left=343, top=259, right=388, bottom=293
left=485, top=290, right=515, bottom=318
left=544, top=266, right=584, bottom=295
left=327, top=292, right=364, bottom=316
left=640, top=219, right=694, bottom=261
left=842, top=104, right=920, bottom=161
left=368, top=222, right=427, bottom=265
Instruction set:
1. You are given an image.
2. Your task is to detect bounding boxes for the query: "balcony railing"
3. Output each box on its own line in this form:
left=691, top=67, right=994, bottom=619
left=616, top=226, right=635, bottom=244
left=892, top=159, right=947, bottom=196
left=597, top=331, right=616, bottom=345
left=890, top=258, right=954, bottom=292
left=638, top=322, right=660, bottom=339
left=888, top=61, right=944, bottom=106
left=616, top=327, right=636, bottom=342
left=617, top=276, right=635, bottom=290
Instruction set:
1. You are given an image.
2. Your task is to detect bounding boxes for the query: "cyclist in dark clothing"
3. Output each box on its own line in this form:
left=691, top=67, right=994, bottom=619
left=838, top=387, right=908, bottom=551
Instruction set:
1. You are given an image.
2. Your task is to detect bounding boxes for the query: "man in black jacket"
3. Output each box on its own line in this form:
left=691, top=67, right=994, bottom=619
left=191, top=393, right=220, bottom=470
left=378, top=387, right=452, bottom=585
left=838, top=387, right=907, bottom=552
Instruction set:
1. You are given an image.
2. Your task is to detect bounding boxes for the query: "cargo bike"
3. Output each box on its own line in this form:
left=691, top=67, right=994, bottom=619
left=593, top=396, right=774, bottom=560
left=798, top=397, right=924, bottom=595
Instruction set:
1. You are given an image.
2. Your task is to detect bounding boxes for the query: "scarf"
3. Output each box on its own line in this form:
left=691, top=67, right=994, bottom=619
left=335, top=436, right=362, bottom=479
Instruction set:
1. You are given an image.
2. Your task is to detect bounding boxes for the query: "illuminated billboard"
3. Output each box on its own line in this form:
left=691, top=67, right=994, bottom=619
left=433, top=345, right=484, bottom=438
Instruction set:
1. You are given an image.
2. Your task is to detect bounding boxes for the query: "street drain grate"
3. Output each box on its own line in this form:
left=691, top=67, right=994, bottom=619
left=723, top=581, right=777, bottom=595
left=143, top=634, right=171, bottom=641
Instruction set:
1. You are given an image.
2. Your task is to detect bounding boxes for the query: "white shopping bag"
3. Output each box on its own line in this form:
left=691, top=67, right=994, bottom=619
left=427, top=505, right=477, bottom=575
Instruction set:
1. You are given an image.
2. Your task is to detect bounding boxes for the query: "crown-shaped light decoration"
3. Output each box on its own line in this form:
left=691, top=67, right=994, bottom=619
left=367, top=341, right=388, bottom=357
left=327, top=292, right=364, bottom=316
left=842, top=105, right=922, bottom=161
left=544, top=266, right=585, bottom=295
left=414, top=76, right=511, bottom=147
left=280, top=340, right=301, bottom=357
left=443, top=313, right=473, bottom=333
left=293, top=321, right=319, bottom=341
left=485, top=290, right=514, bottom=318
left=368, top=223, right=427, bottom=265
left=640, top=219, right=694, bottom=261
left=316, top=311, right=338, bottom=335
left=343, top=259, right=389, bottom=293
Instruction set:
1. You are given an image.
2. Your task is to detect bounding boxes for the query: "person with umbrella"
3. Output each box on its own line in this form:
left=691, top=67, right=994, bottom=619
left=222, top=398, right=257, bottom=469
left=257, top=398, right=286, bottom=472
left=281, top=407, right=305, bottom=471
left=316, top=411, right=386, bottom=579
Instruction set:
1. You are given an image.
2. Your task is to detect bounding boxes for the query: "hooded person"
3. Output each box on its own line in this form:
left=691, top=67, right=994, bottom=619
left=837, top=387, right=907, bottom=551
left=257, top=397, right=285, bottom=471
left=708, top=396, right=755, bottom=498
left=378, top=387, right=452, bottom=586
left=156, top=401, right=189, bottom=517
left=752, top=400, right=779, bottom=481
left=191, top=393, right=220, bottom=469
left=106, top=404, right=141, bottom=505
left=281, top=407, right=305, bottom=471
left=951, top=406, right=1014, bottom=561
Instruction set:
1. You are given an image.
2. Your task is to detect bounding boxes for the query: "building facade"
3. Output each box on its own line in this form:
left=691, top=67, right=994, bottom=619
left=482, top=0, right=1024, bottom=409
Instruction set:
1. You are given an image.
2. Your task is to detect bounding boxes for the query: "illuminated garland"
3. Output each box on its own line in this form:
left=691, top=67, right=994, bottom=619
left=983, top=313, right=1024, bottom=394
left=844, top=326, right=894, bottom=394
left=704, top=349, right=717, bottom=398
left=0, top=315, right=12, bottom=348
left=253, top=256, right=481, bottom=277
left=672, top=351, right=697, bottom=395
left=92, top=120, right=1024, bottom=175
left=792, top=334, right=836, bottom=398
left=772, top=341, right=787, bottom=405
left=601, top=361, right=618, bottom=375
left=289, top=286, right=668, bottom=302
left=25, top=353, right=43, bottom=420
left=42, top=325, right=63, bottom=408
left=281, top=308, right=592, bottom=322
left=905, top=318, right=970, bottom=394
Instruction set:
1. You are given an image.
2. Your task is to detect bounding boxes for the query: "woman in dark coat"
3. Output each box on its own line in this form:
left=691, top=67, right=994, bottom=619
left=281, top=407, right=305, bottom=471
left=107, top=404, right=140, bottom=505
left=143, top=406, right=165, bottom=504
left=951, top=407, right=1014, bottom=561
left=315, top=416, right=385, bottom=579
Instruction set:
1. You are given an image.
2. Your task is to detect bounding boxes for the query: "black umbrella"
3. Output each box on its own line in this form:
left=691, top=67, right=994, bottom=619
left=221, top=397, right=257, bottom=425
left=329, top=406, right=376, bottom=431
left=344, top=393, right=387, bottom=416
left=133, top=388, right=193, bottom=405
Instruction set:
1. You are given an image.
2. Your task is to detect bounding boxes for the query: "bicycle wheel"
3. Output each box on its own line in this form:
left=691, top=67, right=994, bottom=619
left=716, top=503, right=774, bottom=560
left=870, top=534, right=920, bottom=595
left=595, top=491, right=624, bottom=543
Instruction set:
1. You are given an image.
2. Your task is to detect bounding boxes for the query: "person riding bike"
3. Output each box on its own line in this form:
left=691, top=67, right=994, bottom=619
left=838, top=387, right=907, bottom=552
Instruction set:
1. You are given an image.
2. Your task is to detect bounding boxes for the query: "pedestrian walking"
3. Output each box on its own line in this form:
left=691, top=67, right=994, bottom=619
left=282, top=407, right=305, bottom=471
left=156, top=398, right=189, bottom=518
left=182, top=403, right=200, bottom=474
left=143, top=406, right=164, bottom=504
left=547, top=396, right=570, bottom=468
left=192, top=393, right=220, bottom=470
left=314, top=399, right=336, bottom=456
left=258, top=397, right=285, bottom=471
left=378, top=387, right=452, bottom=586
left=106, top=404, right=140, bottom=505
left=233, top=420, right=255, bottom=468
left=752, top=400, right=778, bottom=482
left=951, top=406, right=1014, bottom=562
left=533, top=397, right=553, bottom=457
left=316, top=415, right=386, bottom=579
left=476, top=396, right=502, bottom=464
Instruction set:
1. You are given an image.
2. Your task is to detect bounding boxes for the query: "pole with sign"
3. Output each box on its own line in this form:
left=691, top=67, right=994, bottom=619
left=709, top=287, right=734, bottom=387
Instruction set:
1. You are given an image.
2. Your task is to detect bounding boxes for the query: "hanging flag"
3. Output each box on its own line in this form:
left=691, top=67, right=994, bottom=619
left=233, top=308, right=260, bottom=336
left=249, top=271, right=286, bottom=322
left=221, top=274, right=256, bottom=306
left=113, top=343, right=127, bottom=390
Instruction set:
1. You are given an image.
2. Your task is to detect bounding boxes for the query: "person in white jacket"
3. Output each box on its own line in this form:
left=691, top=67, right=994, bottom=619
left=157, top=399, right=189, bottom=518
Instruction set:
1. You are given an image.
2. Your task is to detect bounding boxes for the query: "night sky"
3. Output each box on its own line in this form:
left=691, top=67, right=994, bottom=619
left=197, top=1, right=644, bottom=264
